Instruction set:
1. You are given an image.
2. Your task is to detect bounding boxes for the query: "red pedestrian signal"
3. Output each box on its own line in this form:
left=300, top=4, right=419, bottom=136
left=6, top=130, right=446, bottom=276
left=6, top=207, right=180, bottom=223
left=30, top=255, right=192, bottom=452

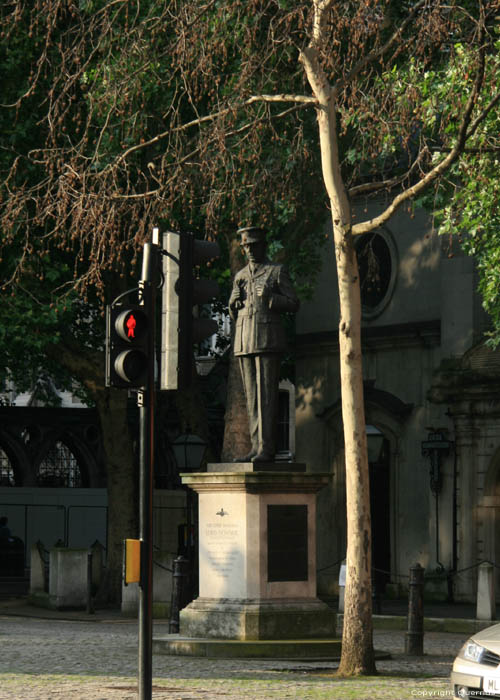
left=106, top=306, right=150, bottom=388
left=126, top=314, right=137, bottom=338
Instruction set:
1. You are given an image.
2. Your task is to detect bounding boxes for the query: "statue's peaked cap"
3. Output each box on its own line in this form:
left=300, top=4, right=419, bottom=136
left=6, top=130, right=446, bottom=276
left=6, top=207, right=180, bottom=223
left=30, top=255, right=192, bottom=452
left=237, top=227, right=267, bottom=245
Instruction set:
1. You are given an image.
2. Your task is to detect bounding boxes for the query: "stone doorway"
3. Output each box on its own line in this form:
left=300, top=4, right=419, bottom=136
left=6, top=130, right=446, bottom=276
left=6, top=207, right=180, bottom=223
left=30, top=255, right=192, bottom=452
left=483, top=451, right=500, bottom=602
left=367, top=426, right=391, bottom=595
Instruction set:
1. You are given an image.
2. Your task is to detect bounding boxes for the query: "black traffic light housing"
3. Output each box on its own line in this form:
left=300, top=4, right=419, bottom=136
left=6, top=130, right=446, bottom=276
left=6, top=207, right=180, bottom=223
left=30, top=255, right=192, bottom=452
left=106, top=304, right=150, bottom=388
left=161, top=231, right=220, bottom=390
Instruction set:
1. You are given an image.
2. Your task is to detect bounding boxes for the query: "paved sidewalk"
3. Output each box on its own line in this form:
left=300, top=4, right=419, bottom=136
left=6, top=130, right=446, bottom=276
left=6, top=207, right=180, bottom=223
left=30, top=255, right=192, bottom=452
left=0, top=598, right=469, bottom=700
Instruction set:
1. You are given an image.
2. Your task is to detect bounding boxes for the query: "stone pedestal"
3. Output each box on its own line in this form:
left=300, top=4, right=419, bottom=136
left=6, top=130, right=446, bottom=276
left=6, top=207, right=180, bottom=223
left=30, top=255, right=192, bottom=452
left=48, top=548, right=89, bottom=609
left=179, top=464, right=335, bottom=640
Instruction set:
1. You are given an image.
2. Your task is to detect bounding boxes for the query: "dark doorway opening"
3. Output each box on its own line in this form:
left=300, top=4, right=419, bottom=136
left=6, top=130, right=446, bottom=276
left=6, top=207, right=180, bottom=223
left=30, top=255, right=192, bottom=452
left=367, top=427, right=391, bottom=595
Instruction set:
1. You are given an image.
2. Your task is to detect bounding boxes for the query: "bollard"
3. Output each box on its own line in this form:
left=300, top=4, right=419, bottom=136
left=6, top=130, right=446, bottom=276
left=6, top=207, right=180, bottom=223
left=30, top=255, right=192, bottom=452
left=168, top=555, right=189, bottom=634
left=476, top=562, right=496, bottom=621
left=405, top=563, right=424, bottom=655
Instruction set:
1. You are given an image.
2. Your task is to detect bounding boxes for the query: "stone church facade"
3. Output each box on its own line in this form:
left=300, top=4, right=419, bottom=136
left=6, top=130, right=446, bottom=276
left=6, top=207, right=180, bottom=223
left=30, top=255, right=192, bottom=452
left=295, top=201, right=500, bottom=603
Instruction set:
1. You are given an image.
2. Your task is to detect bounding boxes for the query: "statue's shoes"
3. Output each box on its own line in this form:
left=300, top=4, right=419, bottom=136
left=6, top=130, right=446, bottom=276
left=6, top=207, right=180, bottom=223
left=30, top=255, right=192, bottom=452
left=233, top=452, right=256, bottom=462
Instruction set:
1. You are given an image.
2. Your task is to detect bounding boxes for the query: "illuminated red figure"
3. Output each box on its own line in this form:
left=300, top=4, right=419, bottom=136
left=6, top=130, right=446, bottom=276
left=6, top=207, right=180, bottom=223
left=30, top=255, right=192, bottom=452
left=126, top=314, right=137, bottom=338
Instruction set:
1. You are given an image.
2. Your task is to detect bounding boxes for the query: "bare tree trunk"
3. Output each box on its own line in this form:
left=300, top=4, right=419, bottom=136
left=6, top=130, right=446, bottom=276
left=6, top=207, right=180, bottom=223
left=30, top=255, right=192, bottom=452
left=94, top=388, right=137, bottom=606
left=300, top=6, right=376, bottom=674
left=334, top=228, right=375, bottom=676
left=221, top=237, right=251, bottom=462
left=174, top=362, right=213, bottom=451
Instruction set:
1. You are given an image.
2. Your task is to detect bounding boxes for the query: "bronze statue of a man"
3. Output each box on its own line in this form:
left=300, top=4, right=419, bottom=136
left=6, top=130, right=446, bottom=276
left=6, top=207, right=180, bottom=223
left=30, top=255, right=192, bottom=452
left=229, top=227, right=299, bottom=463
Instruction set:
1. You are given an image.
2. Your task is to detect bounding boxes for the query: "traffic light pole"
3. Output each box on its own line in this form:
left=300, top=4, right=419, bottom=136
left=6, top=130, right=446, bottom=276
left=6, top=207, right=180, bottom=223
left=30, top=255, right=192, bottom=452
left=138, top=241, right=158, bottom=700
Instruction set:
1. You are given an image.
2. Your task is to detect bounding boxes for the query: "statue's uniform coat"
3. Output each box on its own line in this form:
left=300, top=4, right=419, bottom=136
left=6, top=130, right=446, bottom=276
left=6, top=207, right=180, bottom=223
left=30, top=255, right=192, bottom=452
left=229, top=260, right=299, bottom=459
left=232, top=262, right=297, bottom=355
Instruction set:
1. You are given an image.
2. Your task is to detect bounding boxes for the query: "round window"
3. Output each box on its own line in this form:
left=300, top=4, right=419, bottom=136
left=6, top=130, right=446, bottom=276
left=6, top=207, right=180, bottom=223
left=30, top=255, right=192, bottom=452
left=355, top=228, right=397, bottom=319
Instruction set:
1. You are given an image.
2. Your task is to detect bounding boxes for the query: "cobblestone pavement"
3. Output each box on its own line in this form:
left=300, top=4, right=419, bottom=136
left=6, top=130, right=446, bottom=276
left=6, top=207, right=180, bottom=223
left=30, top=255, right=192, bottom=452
left=0, top=612, right=468, bottom=700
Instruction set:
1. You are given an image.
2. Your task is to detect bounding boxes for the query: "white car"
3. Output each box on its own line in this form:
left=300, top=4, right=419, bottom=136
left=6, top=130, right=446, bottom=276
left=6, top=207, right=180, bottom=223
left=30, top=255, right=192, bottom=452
left=451, top=623, right=500, bottom=698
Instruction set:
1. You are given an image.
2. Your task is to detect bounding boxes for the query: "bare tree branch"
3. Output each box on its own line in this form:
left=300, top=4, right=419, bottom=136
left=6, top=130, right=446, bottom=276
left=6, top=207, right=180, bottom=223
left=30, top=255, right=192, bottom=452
left=110, top=93, right=316, bottom=169
left=348, top=148, right=430, bottom=198
left=332, top=0, right=428, bottom=98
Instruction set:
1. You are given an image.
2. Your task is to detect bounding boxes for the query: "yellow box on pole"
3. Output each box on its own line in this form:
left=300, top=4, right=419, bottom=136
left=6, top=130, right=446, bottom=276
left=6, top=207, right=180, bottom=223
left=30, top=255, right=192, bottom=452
left=124, top=538, right=141, bottom=584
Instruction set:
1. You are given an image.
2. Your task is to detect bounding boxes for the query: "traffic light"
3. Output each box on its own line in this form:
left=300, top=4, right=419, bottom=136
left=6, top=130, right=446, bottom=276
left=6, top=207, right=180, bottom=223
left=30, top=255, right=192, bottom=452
left=161, top=231, right=220, bottom=390
left=106, top=304, right=150, bottom=388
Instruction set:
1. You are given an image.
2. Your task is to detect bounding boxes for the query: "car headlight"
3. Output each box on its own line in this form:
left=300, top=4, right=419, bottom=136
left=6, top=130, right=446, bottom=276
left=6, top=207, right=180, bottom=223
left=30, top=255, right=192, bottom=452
left=459, top=640, right=487, bottom=663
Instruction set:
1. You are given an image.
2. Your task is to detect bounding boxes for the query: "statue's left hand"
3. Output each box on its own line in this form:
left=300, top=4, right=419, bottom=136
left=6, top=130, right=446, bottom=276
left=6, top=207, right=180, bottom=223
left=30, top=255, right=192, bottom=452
left=255, top=279, right=267, bottom=300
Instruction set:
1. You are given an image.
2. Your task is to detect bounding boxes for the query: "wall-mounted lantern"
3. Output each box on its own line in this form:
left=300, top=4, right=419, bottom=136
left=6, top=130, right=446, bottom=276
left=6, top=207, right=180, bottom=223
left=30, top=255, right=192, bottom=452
left=366, top=425, right=385, bottom=464
left=172, top=433, right=207, bottom=473
left=421, top=429, right=453, bottom=494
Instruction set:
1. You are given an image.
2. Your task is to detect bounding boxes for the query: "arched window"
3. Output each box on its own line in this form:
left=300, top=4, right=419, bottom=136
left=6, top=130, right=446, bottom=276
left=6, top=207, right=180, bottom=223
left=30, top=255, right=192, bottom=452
left=37, top=441, right=82, bottom=488
left=0, top=446, right=15, bottom=486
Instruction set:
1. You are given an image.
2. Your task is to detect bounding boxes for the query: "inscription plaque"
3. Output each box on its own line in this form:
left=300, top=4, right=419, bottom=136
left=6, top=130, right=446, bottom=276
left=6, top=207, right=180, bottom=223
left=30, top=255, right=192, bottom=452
left=267, top=504, right=308, bottom=582
left=198, top=495, right=247, bottom=599
left=204, top=520, right=241, bottom=580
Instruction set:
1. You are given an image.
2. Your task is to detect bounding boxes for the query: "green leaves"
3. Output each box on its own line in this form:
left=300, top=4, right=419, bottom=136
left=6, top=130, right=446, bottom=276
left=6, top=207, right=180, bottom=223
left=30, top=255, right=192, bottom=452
left=421, top=39, right=500, bottom=339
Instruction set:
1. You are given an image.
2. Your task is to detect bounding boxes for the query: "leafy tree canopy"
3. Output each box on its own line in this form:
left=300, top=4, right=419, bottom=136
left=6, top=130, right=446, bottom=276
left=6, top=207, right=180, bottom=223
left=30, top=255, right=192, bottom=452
left=412, top=40, right=500, bottom=343
left=0, top=0, right=328, bottom=392
left=0, top=0, right=326, bottom=297
left=2, top=1, right=497, bottom=307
